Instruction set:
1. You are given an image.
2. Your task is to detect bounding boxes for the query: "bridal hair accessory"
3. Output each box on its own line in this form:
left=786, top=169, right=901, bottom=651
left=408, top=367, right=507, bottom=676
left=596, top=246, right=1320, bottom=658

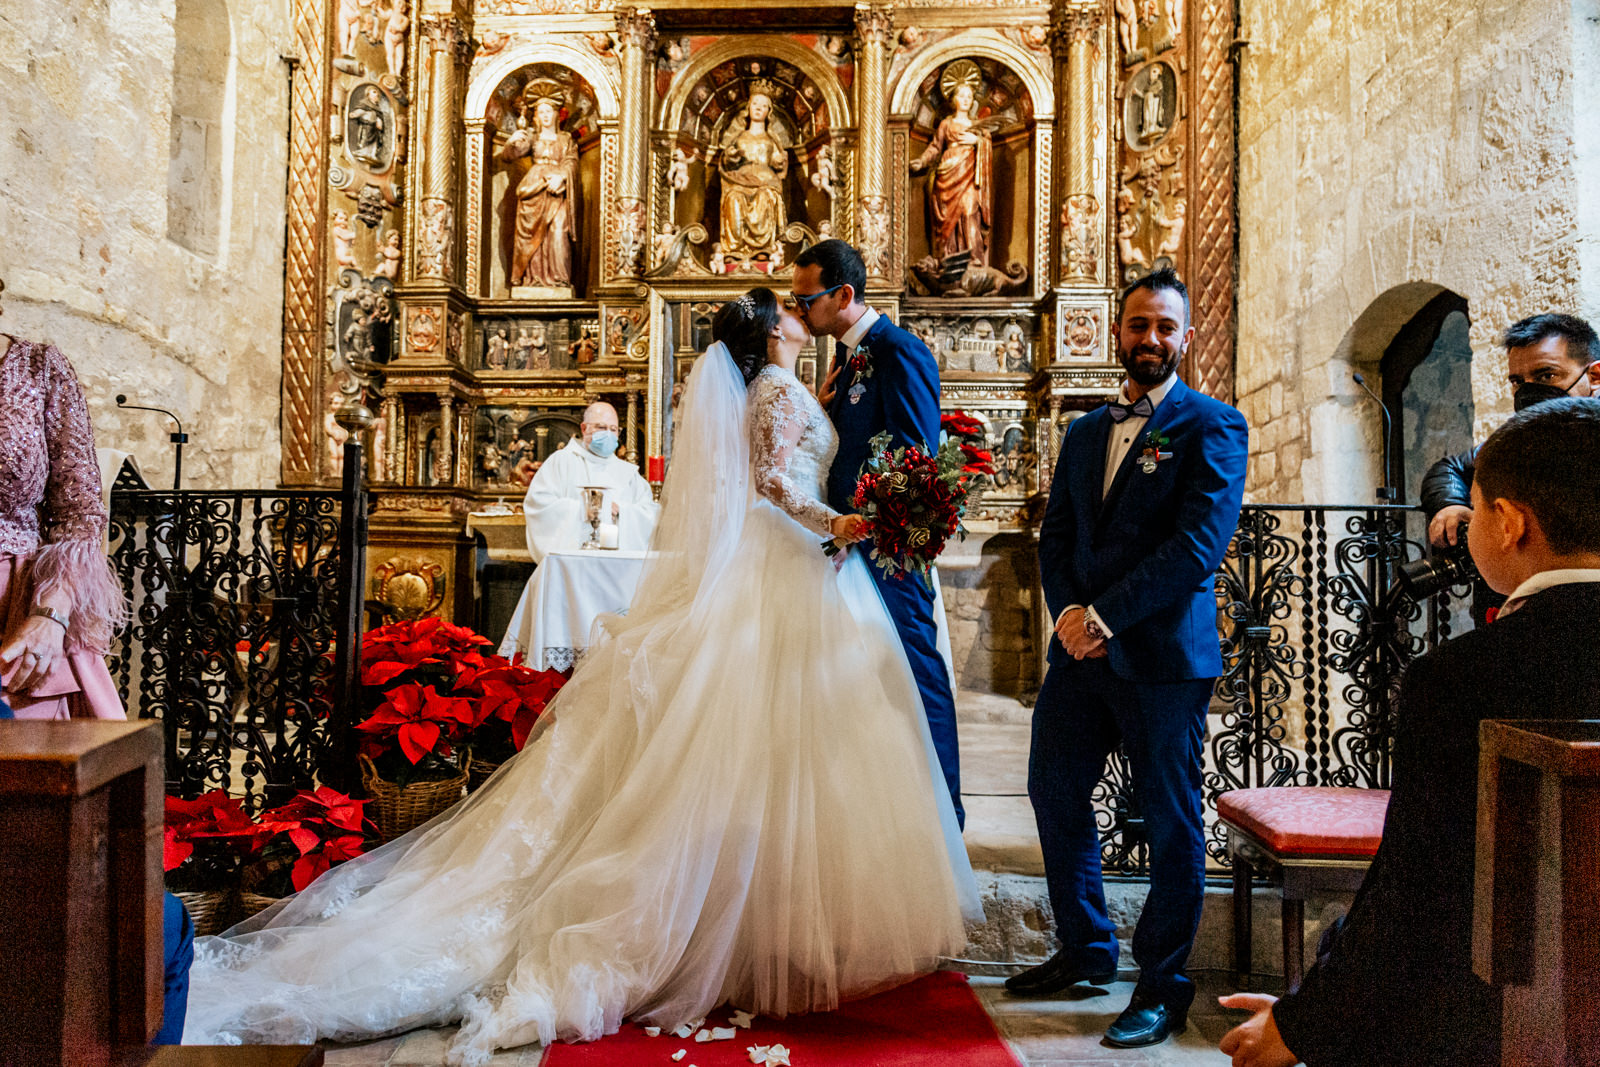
left=734, top=293, right=757, bottom=315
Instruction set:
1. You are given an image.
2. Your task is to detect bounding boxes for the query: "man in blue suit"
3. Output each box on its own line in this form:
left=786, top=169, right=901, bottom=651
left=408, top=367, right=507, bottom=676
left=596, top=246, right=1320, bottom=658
left=1007, top=269, right=1247, bottom=1048
left=792, top=238, right=963, bottom=830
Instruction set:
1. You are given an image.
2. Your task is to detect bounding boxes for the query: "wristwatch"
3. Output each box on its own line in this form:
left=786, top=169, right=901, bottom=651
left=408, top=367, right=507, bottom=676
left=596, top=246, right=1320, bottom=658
left=1083, top=611, right=1108, bottom=642
left=30, top=605, right=70, bottom=632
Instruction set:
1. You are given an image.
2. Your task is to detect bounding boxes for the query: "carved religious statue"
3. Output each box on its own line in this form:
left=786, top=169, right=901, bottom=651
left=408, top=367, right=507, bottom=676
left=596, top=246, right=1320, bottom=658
left=496, top=79, right=580, bottom=293
left=910, top=60, right=993, bottom=269
left=716, top=82, right=788, bottom=265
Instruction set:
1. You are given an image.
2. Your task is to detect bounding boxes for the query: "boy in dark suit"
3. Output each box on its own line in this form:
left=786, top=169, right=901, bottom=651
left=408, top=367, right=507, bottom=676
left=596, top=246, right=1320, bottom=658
left=1219, top=397, right=1600, bottom=1067
left=1011, top=268, right=1248, bottom=1048
left=791, top=238, right=963, bottom=829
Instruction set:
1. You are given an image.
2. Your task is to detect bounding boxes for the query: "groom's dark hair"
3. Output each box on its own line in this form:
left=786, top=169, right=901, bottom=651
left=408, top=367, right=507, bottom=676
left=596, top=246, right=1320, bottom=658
left=1119, top=267, right=1190, bottom=326
left=794, top=239, right=867, bottom=306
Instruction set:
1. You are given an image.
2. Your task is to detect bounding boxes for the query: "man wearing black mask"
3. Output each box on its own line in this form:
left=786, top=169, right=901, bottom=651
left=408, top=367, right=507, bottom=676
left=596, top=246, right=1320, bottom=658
left=1419, top=313, right=1599, bottom=623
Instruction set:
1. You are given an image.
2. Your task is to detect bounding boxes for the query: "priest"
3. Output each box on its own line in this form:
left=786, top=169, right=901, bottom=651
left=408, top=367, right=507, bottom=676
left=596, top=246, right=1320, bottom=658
left=522, top=402, right=659, bottom=562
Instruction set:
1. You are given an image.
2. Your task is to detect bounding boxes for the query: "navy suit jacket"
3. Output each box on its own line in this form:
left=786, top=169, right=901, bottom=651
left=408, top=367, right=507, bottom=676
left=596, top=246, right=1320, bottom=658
left=1038, top=377, right=1247, bottom=683
left=825, top=313, right=943, bottom=517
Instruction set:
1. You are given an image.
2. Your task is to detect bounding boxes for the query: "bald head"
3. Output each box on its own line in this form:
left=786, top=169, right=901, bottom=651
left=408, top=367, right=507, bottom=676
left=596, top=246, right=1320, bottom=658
left=580, top=402, right=621, bottom=456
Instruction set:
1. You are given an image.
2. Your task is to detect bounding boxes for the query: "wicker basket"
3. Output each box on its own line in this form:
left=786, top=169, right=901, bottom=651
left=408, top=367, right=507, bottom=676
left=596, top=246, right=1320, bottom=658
left=236, top=891, right=283, bottom=923
left=360, top=755, right=467, bottom=840
left=173, top=889, right=233, bottom=936
left=466, top=753, right=503, bottom=793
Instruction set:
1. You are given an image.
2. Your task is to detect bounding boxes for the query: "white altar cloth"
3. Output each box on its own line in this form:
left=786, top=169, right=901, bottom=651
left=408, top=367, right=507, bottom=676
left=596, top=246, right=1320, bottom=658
left=497, top=549, right=648, bottom=670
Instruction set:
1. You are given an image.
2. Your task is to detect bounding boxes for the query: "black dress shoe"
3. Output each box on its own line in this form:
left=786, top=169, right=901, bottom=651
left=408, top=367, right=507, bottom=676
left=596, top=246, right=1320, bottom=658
left=1104, top=997, right=1186, bottom=1047
left=1003, top=950, right=1117, bottom=996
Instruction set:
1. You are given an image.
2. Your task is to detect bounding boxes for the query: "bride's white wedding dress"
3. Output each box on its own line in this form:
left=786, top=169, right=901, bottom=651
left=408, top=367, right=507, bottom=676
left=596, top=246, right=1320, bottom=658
left=183, top=345, right=980, bottom=1065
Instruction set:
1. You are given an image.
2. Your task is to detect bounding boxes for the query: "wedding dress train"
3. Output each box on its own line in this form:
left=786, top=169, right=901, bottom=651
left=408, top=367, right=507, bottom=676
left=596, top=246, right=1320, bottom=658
left=183, top=346, right=980, bottom=1065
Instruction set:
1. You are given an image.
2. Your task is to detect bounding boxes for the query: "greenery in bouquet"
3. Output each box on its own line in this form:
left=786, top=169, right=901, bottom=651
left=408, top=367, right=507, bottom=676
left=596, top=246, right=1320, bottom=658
left=358, top=617, right=568, bottom=784
left=827, top=410, right=997, bottom=580
left=163, top=789, right=270, bottom=892
left=248, top=786, right=378, bottom=897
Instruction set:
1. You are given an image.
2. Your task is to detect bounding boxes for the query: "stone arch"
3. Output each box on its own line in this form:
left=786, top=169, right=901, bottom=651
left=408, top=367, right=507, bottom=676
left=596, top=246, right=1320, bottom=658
left=167, top=0, right=232, bottom=257
left=888, top=32, right=1054, bottom=120
left=466, top=42, right=620, bottom=120
left=657, top=36, right=852, bottom=132
left=1318, top=281, right=1474, bottom=503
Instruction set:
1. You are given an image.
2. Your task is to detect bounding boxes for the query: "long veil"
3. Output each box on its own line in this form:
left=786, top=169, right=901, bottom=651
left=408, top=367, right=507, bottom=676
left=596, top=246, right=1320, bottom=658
left=615, top=340, right=750, bottom=629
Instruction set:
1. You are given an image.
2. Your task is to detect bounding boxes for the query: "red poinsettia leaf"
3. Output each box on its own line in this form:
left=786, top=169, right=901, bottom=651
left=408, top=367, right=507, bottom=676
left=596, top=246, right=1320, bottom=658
left=361, top=659, right=416, bottom=686
left=163, top=829, right=195, bottom=872
left=290, top=852, right=332, bottom=892
left=287, top=826, right=322, bottom=855
left=397, top=719, right=441, bottom=763
left=322, top=833, right=367, bottom=864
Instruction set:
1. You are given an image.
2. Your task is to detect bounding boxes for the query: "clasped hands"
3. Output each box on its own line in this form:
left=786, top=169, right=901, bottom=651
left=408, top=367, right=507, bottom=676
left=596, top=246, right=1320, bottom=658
left=1054, top=606, right=1107, bottom=660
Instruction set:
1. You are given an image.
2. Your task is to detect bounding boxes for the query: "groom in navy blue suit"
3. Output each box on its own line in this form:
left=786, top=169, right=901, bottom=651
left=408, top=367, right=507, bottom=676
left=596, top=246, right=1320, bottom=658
left=791, top=238, right=963, bottom=830
left=1008, top=269, right=1247, bottom=1048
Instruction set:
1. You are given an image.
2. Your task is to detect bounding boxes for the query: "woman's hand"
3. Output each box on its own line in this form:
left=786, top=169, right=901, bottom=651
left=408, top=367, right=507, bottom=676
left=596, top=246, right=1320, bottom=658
left=817, top=362, right=843, bottom=407
left=829, top=514, right=870, bottom=544
left=0, top=614, right=67, bottom=693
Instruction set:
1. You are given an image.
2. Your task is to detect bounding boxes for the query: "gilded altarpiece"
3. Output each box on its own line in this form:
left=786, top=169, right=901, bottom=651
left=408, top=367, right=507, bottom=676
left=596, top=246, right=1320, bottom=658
left=276, top=0, right=1237, bottom=624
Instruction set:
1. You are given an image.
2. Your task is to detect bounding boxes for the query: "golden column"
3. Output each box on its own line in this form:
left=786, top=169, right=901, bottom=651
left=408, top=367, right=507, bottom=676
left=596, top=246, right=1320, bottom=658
left=612, top=7, right=656, bottom=281
left=1053, top=2, right=1106, bottom=287
left=415, top=14, right=471, bottom=284
left=853, top=3, right=893, bottom=280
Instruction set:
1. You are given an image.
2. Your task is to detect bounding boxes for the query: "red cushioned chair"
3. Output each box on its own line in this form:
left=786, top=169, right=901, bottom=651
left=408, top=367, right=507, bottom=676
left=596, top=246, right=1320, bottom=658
left=1217, top=787, right=1389, bottom=989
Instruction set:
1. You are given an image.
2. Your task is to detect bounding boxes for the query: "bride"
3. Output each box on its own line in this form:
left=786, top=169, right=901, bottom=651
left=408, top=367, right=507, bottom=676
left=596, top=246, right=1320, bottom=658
left=184, top=287, right=981, bottom=1063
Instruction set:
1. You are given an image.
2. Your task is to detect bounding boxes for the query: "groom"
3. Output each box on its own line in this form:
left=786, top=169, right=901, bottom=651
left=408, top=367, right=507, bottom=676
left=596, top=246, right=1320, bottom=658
left=1012, top=269, right=1246, bottom=1048
left=792, top=238, right=963, bottom=830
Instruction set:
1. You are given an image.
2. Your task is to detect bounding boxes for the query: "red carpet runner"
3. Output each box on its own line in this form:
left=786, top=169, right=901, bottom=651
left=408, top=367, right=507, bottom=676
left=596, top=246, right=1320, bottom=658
left=542, top=971, right=1021, bottom=1066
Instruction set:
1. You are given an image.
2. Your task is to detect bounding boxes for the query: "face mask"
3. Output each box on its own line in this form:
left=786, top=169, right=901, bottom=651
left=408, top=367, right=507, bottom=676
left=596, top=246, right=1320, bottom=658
left=587, top=430, right=619, bottom=459
left=1512, top=364, right=1593, bottom=412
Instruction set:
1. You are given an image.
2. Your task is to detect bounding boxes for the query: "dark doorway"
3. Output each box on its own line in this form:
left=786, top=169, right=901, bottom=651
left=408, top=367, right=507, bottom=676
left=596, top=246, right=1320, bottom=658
left=1378, top=289, right=1473, bottom=503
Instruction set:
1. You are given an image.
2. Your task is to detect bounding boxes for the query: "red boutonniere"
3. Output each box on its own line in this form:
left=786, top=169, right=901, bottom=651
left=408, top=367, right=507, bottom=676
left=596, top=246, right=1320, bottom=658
left=847, top=343, right=875, bottom=380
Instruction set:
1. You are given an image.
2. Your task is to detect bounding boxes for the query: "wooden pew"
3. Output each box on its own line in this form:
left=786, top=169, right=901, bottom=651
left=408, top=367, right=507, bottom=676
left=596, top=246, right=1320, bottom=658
left=1474, top=719, right=1600, bottom=1067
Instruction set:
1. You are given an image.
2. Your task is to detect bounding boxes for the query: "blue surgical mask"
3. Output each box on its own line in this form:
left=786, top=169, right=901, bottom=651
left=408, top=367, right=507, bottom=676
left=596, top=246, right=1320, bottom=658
left=588, top=431, right=619, bottom=459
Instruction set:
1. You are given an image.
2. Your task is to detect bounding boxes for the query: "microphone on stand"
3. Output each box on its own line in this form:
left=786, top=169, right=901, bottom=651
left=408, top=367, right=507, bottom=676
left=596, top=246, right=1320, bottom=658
left=1351, top=373, right=1398, bottom=502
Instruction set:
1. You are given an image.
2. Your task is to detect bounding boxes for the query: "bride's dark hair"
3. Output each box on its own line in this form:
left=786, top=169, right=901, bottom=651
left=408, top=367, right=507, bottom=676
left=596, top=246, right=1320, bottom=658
left=712, top=287, right=780, bottom=386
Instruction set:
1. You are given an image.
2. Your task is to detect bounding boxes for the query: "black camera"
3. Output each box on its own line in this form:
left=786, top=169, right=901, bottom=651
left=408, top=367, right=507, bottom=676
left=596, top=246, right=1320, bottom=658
left=1397, top=535, right=1480, bottom=600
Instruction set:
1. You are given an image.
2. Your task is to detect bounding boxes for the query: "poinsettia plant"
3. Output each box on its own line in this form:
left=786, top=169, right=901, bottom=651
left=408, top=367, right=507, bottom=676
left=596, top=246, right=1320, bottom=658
left=164, top=790, right=271, bottom=891
left=249, top=785, right=378, bottom=896
left=357, top=618, right=568, bottom=784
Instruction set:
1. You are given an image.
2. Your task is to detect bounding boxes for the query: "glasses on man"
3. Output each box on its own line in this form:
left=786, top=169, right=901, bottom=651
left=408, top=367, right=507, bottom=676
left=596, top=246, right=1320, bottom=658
left=788, top=284, right=844, bottom=311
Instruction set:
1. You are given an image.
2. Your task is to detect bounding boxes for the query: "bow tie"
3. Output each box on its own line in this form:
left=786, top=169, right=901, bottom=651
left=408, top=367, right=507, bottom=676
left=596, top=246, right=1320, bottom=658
left=1107, top=396, right=1155, bottom=423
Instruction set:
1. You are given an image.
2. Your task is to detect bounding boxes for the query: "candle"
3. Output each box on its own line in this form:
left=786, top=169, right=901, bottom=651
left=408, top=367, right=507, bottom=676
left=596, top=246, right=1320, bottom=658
left=597, top=522, right=619, bottom=550
left=648, top=454, right=665, bottom=482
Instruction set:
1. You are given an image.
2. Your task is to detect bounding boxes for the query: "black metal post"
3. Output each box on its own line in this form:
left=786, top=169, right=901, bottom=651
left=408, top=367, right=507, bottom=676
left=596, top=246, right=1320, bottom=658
left=326, top=435, right=369, bottom=793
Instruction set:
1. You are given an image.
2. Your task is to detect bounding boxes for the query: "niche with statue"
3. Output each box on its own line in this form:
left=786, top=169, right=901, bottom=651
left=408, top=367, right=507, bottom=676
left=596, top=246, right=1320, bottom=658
left=483, top=64, right=603, bottom=298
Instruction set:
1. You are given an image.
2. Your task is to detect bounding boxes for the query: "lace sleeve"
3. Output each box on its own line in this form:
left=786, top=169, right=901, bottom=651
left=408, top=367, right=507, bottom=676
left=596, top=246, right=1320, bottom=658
left=749, top=374, right=838, bottom=537
left=36, top=344, right=127, bottom=652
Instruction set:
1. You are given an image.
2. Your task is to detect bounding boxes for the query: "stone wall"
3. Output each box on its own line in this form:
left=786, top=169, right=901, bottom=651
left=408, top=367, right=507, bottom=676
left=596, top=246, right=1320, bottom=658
left=1, top=0, right=292, bottom=490
left=940, top=533, right=1042, bottom=702
left=1235, top=0, right=1598, bottom=504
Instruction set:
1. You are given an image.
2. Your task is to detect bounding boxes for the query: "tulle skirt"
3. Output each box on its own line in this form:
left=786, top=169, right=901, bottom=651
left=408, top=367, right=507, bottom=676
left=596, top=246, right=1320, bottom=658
left=183, top=499, right=979, bottom=1065
left=0, top=553, right=125, bottom=719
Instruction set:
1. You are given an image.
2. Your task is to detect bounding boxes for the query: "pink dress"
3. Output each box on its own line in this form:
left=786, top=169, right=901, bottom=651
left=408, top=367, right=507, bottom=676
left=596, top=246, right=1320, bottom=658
left=0, top=337, right=127, bottom=719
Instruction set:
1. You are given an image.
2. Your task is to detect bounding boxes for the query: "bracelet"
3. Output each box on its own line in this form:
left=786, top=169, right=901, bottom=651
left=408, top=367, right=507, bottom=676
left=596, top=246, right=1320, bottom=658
left=30, top=605, right=70, bottom=632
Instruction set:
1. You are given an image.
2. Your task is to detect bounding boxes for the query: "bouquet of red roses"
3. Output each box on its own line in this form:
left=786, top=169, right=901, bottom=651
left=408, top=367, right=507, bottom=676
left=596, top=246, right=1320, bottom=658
left=824, top=410, right=996, bottom=580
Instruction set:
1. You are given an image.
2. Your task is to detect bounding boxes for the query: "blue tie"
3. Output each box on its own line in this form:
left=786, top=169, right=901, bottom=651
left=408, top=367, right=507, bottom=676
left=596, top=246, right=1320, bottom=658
left=1107, top=395, right=1155, bottom=423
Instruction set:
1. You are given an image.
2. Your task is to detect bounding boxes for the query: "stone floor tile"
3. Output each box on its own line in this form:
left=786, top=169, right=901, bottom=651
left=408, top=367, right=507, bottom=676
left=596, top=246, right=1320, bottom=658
left=388, top=1026, right=458, bottom=1063
left=319, top=1035, right=403, bottom=1065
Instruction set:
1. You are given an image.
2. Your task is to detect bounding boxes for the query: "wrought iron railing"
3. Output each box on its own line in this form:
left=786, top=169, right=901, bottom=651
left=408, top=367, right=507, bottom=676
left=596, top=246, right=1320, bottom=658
left=108, top=446, right=368, bottom=811
left=1095, top=504, right=1467, bottom=875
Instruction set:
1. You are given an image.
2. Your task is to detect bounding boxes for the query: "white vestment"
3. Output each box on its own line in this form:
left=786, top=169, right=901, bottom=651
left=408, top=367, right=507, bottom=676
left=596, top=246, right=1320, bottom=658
left=521, top=439, right=660, bottom=562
